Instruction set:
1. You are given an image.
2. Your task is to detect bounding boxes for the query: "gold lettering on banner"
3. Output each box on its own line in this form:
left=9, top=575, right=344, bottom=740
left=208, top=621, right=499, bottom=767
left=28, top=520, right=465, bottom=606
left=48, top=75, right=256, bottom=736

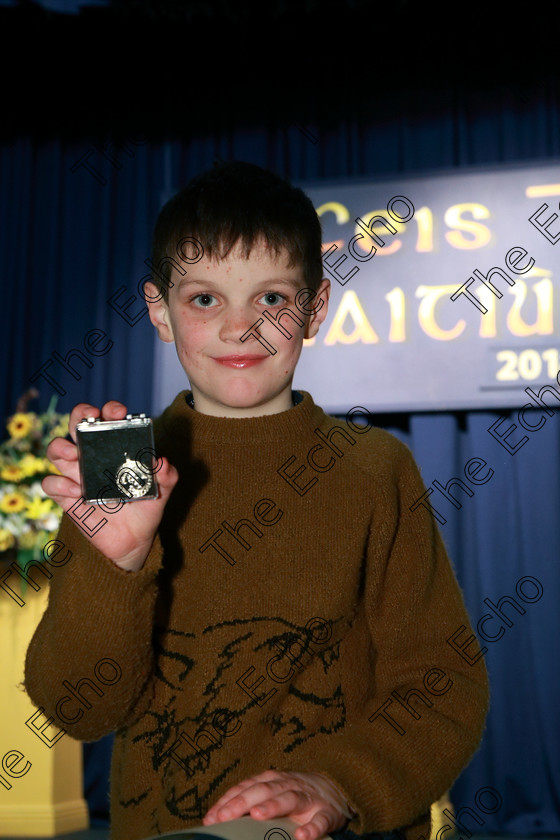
left=413, top=206, right=434, bottom=252
left=416, top=285, right=466, bottom=341
left=444, top=203, right=492, bottom=250
left=316, top=201, right=350, bottom=224
left=475, top=286, right=498, bottom=338
left=323, top=290, right=379, bottom=345
left=317, top=201, right=350, bottom=258
left=353, top=209, right=403, bottom=257
left=385, top=287, right=406, bottom=342
left=525, top=184, right=560, bottom=198
left=318, top=201, right=493, bottom=255
left=506, top=272, right=554, bottom=337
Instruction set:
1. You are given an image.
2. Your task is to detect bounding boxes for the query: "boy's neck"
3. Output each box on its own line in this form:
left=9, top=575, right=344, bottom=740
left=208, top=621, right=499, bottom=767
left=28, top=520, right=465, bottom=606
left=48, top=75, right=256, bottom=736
left=185, top=390, right=303, bottom=414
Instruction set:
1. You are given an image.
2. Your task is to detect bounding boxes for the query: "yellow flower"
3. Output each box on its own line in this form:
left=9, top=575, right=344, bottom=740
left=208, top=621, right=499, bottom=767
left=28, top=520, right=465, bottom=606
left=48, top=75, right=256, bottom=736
left=26, top=497, right=54, bottom=520
left=1, top=464, right=25, bottom=482
left=0, top=492, right=27, bottom=514
left=0, top=528, right=15, bottom=551
left=18, top=529, right=39, bottom=549
left=51, top=417, right=70, bottom=438
left=46, top=460, right=61, bottom=475
left=18, top=454, right=45, bottom=477
left=7, top=413, right=35, bottom=439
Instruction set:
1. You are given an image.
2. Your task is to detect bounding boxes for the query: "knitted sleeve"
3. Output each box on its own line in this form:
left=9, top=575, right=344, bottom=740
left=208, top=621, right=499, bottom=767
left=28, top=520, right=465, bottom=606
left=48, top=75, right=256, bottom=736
left=286, top=437, right=489, bottom=837
left=24, top=510, right=164, bottom=741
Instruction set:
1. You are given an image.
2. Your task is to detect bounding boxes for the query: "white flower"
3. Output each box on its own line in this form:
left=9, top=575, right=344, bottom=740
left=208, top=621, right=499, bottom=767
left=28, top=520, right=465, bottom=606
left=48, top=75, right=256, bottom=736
left=37, top=513, right=60, bottom=532
left=3, top=515, right=25, bottom=537
left=29, top=480, right=48, bottom=499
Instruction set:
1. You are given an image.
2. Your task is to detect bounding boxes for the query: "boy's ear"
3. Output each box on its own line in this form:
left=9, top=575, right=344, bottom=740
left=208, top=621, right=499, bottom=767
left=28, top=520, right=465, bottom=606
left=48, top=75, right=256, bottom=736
left=144, top=281, right=175, bottom=343
left=304, top=277, right=331, bottom=340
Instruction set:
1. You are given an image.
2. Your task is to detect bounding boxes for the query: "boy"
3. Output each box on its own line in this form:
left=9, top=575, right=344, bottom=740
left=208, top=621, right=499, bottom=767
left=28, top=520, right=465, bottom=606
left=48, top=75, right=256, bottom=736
left=25, top=161, right=489, bottom=840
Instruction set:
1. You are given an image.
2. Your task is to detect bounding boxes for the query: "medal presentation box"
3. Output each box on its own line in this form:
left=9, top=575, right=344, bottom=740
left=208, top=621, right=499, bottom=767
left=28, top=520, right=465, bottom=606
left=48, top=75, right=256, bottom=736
left=75, top=413, right=159, bottom=503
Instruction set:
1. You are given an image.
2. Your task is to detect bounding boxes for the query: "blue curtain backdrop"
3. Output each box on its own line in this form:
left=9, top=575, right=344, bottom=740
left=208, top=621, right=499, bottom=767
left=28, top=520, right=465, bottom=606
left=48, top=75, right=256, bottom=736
left=2, top=80, right=559, bottom=833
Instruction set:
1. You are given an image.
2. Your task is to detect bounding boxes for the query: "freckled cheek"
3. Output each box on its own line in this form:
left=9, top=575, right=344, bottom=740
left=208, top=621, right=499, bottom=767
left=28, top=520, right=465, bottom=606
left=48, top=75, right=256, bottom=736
left=277, top=320, right=305, bottom=348
left=174, top=320, right=211, bottom=352
left=277, top=333, right=303, bottom=361
left=173, top=332, right=207, bottom=369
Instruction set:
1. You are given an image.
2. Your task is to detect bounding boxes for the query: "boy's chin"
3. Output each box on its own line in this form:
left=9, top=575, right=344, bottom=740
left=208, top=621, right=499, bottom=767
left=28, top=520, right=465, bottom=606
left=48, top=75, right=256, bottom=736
left=190, top=383, right=293, bottom=413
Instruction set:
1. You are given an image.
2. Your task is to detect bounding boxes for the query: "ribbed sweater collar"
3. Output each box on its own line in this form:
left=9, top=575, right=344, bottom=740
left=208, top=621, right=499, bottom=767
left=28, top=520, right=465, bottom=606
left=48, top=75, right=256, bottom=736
left=157, top=389, right=324, bottom=447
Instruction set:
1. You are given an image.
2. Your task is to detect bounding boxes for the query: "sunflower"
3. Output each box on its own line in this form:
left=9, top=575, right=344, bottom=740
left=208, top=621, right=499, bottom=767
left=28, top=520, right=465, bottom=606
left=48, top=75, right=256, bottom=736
left=0, top=527, right=15, bottom=551
left=1, top=464, right=25, bottom=482
left=0, top=492, right=27, bottom=514
left=18, top=454, right=45, bottom=477
left=7, top=413, right=35, bottom=440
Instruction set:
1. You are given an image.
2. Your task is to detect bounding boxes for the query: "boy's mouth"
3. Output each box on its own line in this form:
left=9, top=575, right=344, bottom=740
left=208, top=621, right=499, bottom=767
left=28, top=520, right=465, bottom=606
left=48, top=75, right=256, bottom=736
left=212, top=354, right=269, bottom=368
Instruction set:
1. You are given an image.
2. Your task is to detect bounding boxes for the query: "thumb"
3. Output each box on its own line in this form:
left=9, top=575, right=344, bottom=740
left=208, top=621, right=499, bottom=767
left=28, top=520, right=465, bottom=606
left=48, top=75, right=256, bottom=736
left=154, top=457, right=179, bottom=498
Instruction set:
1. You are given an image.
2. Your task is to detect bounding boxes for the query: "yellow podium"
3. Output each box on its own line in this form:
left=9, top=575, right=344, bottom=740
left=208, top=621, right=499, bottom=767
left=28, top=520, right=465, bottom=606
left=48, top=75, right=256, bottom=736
left=430, top=792, right=454, bottom=839
left=0, top=575, right=89, bottom=836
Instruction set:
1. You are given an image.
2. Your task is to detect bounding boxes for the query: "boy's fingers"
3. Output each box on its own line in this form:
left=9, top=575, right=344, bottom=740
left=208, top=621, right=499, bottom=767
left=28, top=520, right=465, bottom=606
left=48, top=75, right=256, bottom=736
left=68, top=400, right=128, bottom=439
left=100, top=400, right=128, bottom=419
left=157, top=458, right=179, bottom=484
left=42, top=475, right=83, bottom=503
left=293, top=811, right=332, bottom=840
left=44, top=439, right=81, bottom=488
left=250, top=789, right=313, bottom=819
left=153, top=460, right=179, bottom=500
left=207, top=782, right=304, bottom=823
left=47, top=436, right=78, bottom=462
left=42, top=462, right=82, bottom=492
left=69, top=403, right=100, bottom=440
left=203, top=778, right=255, bottom=822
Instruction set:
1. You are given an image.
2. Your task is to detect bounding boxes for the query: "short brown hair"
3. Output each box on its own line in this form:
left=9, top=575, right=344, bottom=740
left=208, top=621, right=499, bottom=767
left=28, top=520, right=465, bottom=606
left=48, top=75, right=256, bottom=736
left=149, top=160, right=323, bottom=301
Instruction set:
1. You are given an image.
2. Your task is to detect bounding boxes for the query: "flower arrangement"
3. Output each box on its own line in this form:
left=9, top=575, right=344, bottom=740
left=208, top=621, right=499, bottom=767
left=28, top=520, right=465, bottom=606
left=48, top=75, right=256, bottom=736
left=0, top=390, right=69, bottom=583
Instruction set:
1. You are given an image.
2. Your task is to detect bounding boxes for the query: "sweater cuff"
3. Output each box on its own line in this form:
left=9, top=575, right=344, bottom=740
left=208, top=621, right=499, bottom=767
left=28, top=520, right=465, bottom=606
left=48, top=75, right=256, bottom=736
left=56, top=513, right=164, bottom=602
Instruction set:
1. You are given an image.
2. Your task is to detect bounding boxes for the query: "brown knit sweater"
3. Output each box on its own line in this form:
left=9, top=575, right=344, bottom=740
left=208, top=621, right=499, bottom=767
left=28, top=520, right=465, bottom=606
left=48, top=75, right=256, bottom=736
left=24, top=390, right=489, bottom=840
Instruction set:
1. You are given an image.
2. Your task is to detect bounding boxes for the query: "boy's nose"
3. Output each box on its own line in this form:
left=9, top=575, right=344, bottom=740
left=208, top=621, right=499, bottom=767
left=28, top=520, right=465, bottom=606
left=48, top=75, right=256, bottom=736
left=219, top=311, right=263, bottom=343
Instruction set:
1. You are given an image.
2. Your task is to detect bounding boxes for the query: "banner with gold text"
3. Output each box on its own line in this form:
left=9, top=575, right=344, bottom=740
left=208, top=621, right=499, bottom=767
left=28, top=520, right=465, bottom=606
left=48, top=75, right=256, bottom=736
left=152, top=163, right=560, bottom=414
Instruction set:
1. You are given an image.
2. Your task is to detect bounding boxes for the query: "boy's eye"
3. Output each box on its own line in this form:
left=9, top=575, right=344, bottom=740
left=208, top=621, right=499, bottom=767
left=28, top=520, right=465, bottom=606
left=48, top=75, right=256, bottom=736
left=259, top=293, right=287, bottom=306
left=192, top=294, right=217, bottom=308
left=190, top=292, right=287, bottom=308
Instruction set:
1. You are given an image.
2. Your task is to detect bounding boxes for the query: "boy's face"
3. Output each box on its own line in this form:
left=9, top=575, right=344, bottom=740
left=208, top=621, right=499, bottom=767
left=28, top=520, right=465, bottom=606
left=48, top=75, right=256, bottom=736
left=145, top=239, right=330, bottom=417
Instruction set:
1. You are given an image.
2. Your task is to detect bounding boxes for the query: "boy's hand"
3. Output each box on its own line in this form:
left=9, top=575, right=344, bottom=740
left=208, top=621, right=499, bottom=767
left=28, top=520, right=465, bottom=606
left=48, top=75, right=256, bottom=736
left=202, top=770, right=355, bottom=840
left=42, top=401, right=179, bottom=572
